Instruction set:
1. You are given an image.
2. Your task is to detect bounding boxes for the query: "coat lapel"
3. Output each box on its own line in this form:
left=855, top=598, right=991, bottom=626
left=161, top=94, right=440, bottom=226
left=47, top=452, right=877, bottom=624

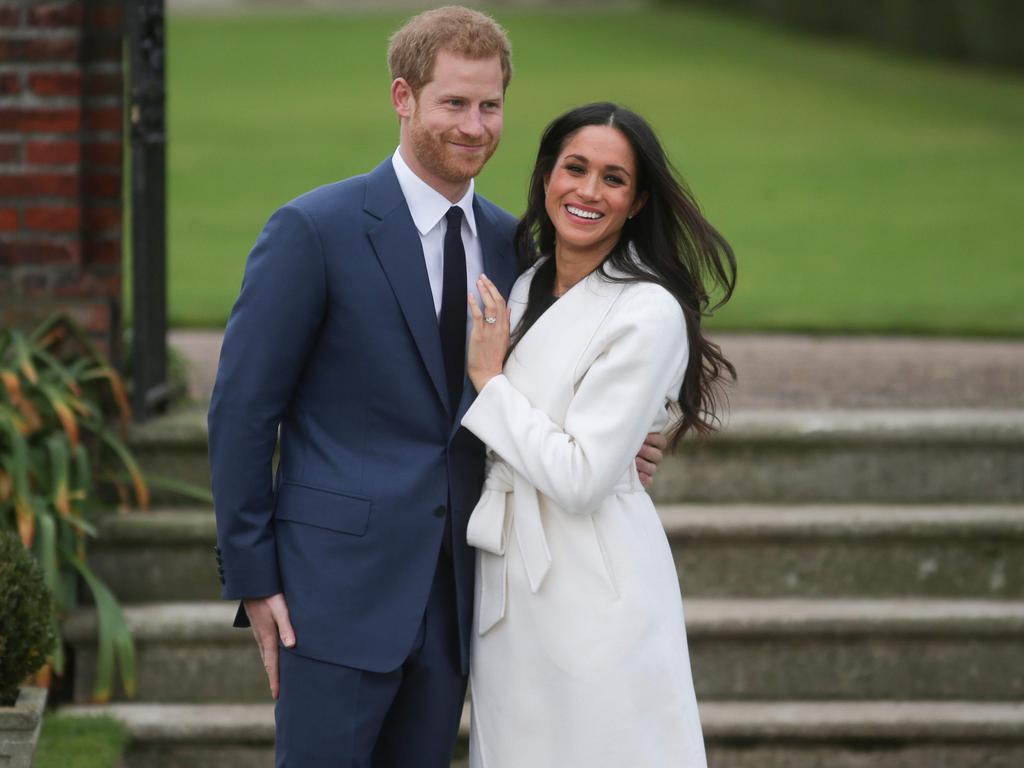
left=504, top=264, right=627, bottom=401
left=365, top=161, right=449, bottom=415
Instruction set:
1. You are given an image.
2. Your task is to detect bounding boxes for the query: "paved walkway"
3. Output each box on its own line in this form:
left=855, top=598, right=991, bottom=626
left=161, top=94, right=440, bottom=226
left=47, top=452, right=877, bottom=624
left=171, top=329, right=1024, bottom=410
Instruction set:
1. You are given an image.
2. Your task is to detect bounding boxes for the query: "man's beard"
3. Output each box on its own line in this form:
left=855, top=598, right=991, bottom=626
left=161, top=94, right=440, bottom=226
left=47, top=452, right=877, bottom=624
left=408, top=112, right=497, bottom=185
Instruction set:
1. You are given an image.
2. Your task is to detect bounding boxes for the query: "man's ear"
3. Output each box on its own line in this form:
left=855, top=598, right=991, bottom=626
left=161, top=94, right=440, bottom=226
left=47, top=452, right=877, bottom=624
left=391, top=78, right=415, bottom=119
left=630, top=191, right=649, bottom=219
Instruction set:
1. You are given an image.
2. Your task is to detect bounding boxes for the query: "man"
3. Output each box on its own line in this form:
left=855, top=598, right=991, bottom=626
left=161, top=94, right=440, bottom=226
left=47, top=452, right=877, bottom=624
left=208, top=7, right=665, bottom=767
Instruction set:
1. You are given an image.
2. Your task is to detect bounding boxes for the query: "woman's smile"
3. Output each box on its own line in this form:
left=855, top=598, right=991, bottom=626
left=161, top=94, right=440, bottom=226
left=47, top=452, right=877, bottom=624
left=565, top=204, right=604, bottom=222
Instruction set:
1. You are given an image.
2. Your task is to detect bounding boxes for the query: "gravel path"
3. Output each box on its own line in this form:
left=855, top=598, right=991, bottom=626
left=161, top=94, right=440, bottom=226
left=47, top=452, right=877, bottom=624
left=170, top=329, right=1024, bottom=410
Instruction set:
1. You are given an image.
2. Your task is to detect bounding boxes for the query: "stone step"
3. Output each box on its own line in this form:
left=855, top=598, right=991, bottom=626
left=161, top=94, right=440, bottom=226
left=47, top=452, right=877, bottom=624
left=90, top=510, right=220, bottom=604
left=131, top=406, right=1024, bottom=505
left=64, top=600, right=1024, bottom=704
left=128, top=403, right=212, bottom=507
left=651, top=409, right=1024, bottom=504
left=89, top=505, right=1024, bottom=604
left=61, top=700, right=1024, bottom=768
left=664, top=504, right=1024, bottom=599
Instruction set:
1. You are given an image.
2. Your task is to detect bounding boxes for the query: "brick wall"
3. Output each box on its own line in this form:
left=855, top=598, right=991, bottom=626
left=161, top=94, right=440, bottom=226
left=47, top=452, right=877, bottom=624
left=0, top=0, right=124, bottom=360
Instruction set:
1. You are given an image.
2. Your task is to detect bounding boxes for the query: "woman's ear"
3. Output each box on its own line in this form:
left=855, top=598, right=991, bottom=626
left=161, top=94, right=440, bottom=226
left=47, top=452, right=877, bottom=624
left=630, top=191, right=649, bottom=219
left=543, top=172, right=551, bottom=195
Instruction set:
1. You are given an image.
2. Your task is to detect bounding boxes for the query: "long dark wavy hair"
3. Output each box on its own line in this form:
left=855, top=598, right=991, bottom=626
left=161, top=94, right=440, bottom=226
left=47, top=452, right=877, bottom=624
left=512, top=102, right=737, bottom=447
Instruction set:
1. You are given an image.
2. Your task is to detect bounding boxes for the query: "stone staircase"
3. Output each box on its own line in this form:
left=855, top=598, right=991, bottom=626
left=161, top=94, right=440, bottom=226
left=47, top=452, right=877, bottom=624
left=62, top=400, right=1024, bottom=767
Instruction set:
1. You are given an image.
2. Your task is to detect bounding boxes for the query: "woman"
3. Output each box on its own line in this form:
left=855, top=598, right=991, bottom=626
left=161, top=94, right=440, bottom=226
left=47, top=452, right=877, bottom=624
left=461, top=102, right=736, bottom=767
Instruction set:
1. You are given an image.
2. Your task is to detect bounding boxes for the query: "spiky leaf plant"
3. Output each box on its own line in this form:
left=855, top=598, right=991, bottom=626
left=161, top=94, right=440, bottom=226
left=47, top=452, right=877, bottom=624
left=0, top=314, right=147, bottom=702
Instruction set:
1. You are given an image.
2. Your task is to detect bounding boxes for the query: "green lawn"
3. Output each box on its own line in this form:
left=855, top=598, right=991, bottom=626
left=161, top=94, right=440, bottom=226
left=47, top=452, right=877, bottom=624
left=163, top=7, right=1024, bottom=335
left=33, top=713, right=127, bottom=768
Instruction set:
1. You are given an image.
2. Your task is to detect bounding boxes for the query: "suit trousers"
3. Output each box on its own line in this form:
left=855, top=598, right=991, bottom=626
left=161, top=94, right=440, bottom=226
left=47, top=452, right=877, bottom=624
left=275, top=547, right=467, bottom=767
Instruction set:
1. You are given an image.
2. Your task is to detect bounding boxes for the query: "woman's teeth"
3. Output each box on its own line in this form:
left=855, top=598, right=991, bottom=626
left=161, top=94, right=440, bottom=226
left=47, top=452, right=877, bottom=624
left=566, top=205, right=602, bottom=220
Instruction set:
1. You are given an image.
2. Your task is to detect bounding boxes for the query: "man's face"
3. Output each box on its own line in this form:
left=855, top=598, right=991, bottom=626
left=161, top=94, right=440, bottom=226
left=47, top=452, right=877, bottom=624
left=401, top=50, right=505, bottom=190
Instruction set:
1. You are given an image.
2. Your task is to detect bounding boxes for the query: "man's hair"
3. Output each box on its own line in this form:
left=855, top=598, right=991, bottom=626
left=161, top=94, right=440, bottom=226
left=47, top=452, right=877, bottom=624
left=387, top=5, right=512, bottom=94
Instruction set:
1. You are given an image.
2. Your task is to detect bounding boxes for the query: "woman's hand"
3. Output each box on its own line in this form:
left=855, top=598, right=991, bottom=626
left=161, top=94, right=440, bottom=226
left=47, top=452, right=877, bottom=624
left=468, top=273, right=511, bottom=392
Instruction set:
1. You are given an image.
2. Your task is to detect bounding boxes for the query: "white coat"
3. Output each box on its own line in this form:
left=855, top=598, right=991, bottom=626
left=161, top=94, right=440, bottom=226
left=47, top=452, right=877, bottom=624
left=461, top=259, right=707, bottom=768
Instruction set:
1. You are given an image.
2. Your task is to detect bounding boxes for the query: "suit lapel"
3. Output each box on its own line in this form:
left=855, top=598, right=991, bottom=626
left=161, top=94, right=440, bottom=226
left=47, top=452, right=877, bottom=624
left=475, top=198, right=518, bottom=298
left=365, top=161, right=449, bottom=415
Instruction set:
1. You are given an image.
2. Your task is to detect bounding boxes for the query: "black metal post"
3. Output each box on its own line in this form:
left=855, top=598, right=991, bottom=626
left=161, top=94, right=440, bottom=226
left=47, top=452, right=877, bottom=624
left=129, top=0, right=169, bottom=421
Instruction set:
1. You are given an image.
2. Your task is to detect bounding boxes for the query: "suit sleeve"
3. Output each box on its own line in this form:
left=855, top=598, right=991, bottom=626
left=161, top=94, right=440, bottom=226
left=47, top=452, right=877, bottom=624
left=208, top=204, right=326, bottom=600
left=461, top=286, right=687, bottom=514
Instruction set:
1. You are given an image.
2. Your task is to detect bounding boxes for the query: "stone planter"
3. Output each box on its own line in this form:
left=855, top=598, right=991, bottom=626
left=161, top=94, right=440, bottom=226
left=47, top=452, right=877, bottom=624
left=0, top=687, right=47, bottom=768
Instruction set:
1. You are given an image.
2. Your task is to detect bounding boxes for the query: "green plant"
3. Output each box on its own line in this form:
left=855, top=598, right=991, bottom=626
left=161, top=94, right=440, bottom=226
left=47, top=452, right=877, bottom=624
left=0, top=530, right=56, bottom=706
left=0, top=314, right=147, bottom=702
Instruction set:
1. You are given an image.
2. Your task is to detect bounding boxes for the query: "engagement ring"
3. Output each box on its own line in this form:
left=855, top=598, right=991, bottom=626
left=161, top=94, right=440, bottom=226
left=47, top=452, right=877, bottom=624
left=484, top=316, right=497, bottom=324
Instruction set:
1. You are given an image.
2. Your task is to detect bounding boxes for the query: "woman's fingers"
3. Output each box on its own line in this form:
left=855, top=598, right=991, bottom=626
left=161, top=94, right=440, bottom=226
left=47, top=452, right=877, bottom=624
left=477, top=279, right=496, bottom=319
left=479, top=274, right=508, bottom=311
left=466, top=276, right=510, bottom=393
left=468, top=293, right=484, bottom=329
left=478, top=273, right=506, bottom=313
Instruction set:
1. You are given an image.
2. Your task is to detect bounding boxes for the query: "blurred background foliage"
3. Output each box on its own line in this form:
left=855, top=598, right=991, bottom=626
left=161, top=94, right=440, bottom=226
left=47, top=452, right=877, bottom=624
left=162, top=3, right=1023, bottom=335
left=667, top=0, right=1024, bottom=70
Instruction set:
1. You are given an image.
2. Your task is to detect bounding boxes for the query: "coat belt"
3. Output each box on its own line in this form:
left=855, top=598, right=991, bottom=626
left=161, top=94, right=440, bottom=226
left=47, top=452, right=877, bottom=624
left=466, top=457, right=634, bottom=636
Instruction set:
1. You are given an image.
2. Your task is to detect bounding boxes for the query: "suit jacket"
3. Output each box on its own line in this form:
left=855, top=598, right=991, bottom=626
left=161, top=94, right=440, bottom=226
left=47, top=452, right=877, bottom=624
left=207, top=158, right=519, bottom=674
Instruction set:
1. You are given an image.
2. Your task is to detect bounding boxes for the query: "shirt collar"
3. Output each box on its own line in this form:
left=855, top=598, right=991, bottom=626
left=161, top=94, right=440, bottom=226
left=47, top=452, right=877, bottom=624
left=392, top=146, right=477, bottom=238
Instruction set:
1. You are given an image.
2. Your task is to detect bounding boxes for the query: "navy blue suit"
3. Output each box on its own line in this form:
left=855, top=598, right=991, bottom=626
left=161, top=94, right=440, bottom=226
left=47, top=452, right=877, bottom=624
left=208, top=158, right=518, bottom=765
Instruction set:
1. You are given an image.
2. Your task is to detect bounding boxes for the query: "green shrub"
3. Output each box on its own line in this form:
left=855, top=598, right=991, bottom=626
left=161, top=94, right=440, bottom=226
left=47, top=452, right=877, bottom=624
left=956, top=0, right=1024, bottom=67
left=0, top=530, right=56, bottom=706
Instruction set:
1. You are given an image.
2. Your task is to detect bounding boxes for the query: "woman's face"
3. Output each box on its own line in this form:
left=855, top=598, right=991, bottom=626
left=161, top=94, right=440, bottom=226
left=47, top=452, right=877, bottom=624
left=544, top=124, right=645, bottom=259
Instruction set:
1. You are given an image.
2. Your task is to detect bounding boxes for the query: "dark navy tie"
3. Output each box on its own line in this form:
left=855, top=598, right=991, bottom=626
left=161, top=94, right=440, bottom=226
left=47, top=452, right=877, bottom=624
left=439, top=206, right=467, bottom=417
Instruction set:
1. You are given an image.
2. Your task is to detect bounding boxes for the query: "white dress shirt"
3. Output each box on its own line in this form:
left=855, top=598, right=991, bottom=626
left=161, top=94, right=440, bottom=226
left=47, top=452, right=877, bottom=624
left=392, top=147, right=485, bottom=325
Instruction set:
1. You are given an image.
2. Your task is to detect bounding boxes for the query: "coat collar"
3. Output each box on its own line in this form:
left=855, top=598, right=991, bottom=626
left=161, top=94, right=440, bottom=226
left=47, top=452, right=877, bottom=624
left=506, top=254, right=629, bottom=373
left=510, top=252, right=635, bottom=304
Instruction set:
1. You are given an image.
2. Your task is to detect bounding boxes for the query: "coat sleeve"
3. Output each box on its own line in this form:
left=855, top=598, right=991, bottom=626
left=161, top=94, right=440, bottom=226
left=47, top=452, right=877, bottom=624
left=461, top=286, right=687, bottom=514
left=207, top=204, right=326, bottom=600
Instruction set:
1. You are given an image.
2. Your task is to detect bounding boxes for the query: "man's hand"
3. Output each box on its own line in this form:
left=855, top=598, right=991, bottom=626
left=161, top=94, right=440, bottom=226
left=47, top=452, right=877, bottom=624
left=243, top=592, right=296, bottom=700
left=636, top=431, right=667, bottom=487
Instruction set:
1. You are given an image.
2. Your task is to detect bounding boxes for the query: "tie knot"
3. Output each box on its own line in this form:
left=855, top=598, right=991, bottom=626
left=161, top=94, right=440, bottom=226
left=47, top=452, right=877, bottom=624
left=445, top=206, right=463, bottom=230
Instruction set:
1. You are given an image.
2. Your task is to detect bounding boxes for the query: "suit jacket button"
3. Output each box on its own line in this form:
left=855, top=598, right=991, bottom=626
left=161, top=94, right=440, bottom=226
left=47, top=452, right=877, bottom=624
left=434, top=505, right=447, bottom=518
